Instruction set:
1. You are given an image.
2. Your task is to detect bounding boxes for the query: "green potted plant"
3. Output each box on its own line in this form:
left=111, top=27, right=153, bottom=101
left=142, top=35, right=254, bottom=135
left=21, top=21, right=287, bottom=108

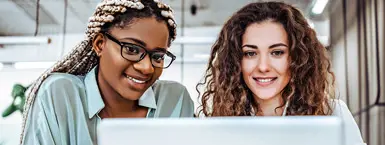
left=2, top=84, right=29, bottom=117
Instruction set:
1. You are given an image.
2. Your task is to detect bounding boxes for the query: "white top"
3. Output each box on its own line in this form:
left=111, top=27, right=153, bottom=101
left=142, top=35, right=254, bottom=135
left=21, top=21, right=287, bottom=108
left=281, top=99, right=366, bottom=145
left=330, top=100, right=366, bottom=145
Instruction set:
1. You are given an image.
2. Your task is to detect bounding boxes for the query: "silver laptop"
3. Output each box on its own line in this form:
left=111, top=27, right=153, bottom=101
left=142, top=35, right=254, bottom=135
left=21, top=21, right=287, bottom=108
left=98, top=117, right=343, bottom=145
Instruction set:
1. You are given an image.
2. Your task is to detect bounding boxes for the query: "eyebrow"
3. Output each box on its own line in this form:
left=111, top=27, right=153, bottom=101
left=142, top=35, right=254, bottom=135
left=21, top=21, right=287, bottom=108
left=121, top=37, right=167, bottom=50
left=242, top=43, right=288, bottom=49
left=121, top=37, right=146, bottom=47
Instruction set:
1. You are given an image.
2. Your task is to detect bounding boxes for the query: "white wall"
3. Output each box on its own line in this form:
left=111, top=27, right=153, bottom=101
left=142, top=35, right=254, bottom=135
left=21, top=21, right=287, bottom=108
left=0, top=68, right=46, bottom=145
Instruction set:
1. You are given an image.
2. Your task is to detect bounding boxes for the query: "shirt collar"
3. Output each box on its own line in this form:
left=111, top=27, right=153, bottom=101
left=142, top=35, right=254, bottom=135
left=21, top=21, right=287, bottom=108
left=85, top=66, right=157, bottom=119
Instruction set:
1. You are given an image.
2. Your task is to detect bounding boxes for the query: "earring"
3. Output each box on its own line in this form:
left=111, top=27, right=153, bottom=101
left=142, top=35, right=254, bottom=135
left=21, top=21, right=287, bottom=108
left=95, top=51, right=101, bottom=56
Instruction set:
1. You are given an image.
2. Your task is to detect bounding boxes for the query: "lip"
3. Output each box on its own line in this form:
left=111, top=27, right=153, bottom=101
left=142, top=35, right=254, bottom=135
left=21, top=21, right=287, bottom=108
left=253, top=77, right=277, bottom=87
left=123, top=73, right=151, bottom=90
left=125, top=74, right=151, bottom=82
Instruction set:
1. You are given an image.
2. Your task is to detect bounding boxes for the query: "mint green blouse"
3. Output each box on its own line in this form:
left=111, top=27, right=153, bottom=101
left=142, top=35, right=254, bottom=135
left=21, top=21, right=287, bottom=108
left=22, top=66, right=194, bottom=145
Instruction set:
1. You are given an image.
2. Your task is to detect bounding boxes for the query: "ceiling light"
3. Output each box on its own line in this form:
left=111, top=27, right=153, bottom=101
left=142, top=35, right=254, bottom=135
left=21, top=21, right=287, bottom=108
left=0, top=36, right=51, bottom=45
left=14, top=62, right=55, bottom=69
left=173, top=36, right=216, bottom=45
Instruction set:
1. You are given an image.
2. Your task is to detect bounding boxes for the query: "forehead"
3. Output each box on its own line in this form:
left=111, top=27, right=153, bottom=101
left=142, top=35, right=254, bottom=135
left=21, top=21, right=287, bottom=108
left=109, top=17, right=169, bottom=49
left=242, top=21, right=288, bottom=46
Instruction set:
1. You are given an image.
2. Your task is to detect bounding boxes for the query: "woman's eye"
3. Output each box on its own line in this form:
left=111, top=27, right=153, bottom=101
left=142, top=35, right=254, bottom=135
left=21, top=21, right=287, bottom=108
left=152, top=54, right=164, bottom=62
left=243, top=51, right=257, bottom=57
left=271, top=51, right=284, bottom=56
left=123, top=45, right=141, bottom=55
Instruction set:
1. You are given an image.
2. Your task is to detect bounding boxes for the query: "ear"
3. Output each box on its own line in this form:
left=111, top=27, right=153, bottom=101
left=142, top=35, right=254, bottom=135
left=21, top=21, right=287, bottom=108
left=92, top=33, right=106, bottom=56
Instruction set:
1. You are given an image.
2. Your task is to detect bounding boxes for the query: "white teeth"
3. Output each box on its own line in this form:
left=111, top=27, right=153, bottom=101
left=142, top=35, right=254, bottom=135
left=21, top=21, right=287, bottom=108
left=127, top=76, right=146, bottom=84
left=257, top=79, right=273, bottom=83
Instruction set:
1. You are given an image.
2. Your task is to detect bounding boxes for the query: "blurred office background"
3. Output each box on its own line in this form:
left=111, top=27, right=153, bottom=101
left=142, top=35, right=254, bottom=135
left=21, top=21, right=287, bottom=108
left=0, top=0, right=384, bottom=145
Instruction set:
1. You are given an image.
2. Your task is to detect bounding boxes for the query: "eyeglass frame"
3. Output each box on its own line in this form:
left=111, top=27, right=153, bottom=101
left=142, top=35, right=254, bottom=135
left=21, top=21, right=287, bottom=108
left=103, top=32, right=176, bottom=69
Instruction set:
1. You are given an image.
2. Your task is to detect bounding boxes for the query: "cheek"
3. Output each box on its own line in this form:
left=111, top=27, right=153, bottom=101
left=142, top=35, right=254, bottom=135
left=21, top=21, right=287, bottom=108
left=103, top=44, right=118, bottom=62
left=101, top=48, right=129, bottom=74
left=153, top=68, right=163, bottom=79
left=272, top=58, right=290, bottom=77
left=241, top=59, right=255, bottom=76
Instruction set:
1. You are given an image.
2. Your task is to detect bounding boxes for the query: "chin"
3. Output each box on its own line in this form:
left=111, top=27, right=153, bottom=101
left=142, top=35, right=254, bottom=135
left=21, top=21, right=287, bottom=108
left=255, top=95, right=276, bottom=100
left=253, top=90, right=280, bottom=100
left=120, top=90, right=145, bottom=101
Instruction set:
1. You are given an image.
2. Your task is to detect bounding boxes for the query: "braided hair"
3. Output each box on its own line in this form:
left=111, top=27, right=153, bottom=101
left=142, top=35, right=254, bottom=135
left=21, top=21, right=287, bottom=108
left=20, top=0, right=177, bottom=143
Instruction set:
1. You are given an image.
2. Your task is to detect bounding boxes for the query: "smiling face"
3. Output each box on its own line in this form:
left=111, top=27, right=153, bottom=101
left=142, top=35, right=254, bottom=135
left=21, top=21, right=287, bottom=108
left=93, top=17, right=169, bottom=101
left=241, top=20, right=291, bottom=103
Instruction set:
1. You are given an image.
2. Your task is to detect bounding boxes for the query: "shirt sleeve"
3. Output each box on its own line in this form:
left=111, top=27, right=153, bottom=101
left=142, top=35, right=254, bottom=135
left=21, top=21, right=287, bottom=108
left=22, top=86, right=61, bottom=145
left=179, top=86, right=194, bottom=117
left=22, top=75, right=85, bottom=145
left=333, top=100, right=366, bottom=145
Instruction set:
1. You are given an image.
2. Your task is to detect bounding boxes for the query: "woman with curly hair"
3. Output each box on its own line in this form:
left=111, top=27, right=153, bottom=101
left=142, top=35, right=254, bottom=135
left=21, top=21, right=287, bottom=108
left=21, top=0, right=194, bottom=144
left=197, top=2, right=365, bottom=145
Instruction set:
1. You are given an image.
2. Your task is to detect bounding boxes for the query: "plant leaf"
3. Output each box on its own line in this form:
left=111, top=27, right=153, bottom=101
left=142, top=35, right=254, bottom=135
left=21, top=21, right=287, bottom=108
left=2, top=104, right=17, bottom=117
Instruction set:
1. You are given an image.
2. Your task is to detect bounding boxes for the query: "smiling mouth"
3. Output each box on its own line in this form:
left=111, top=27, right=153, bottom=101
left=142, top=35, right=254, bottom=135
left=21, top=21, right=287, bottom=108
left=254, top=78, right=277, bottom=83
left=124, top=74, right=149, bottom=84
left=253, top=77, right=277, bottom=86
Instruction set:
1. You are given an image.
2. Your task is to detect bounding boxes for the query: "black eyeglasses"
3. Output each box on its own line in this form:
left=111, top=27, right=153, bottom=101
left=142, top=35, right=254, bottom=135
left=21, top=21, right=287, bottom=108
left=104, top=33, right=176, bottom=69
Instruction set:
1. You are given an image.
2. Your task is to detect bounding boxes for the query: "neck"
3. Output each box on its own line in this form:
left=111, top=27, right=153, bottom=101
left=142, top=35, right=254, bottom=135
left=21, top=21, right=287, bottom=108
left=254, top=94, right=284, bottom=116
left=97, top=69, right=139, bottom=117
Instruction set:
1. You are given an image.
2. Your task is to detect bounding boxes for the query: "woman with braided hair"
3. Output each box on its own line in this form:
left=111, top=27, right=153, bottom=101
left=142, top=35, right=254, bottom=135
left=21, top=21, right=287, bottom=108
left=197, top=2, right=365, bottom=145
left=21, top=0, right=194, bottom=144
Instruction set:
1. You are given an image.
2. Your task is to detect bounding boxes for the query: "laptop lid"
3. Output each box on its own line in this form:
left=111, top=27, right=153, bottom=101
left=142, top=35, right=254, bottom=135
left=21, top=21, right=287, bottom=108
left=98, top=117, right=342, bottom=145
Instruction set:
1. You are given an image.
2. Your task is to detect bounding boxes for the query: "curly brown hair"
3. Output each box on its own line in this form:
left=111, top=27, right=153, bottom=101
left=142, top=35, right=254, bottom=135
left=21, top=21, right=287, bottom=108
left=197, top=1, right=335, bottom=116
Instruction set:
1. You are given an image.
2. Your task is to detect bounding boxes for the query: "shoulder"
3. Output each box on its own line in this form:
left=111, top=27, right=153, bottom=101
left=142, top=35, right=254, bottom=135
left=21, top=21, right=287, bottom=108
left=328, top=99, right=357, bottom=125
left=329, top=99, right=365, bottom=144
left=23, top=73, right=88, bottom=144
left=40, top=73, right=84, bottom=90
left=152, top=80, right=189, bottom=97
left=152, top=80, right=187, bottom=90
left=35, top=73, right=86, bottom=110
left=328, top=99, right=350, bottom=116
left=152, top=80, right=194, bottom=117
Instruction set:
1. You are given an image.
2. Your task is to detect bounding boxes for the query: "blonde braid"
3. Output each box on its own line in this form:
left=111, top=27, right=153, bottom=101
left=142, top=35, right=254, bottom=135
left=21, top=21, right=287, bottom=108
left=20, top=0, right=177, bottom=144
